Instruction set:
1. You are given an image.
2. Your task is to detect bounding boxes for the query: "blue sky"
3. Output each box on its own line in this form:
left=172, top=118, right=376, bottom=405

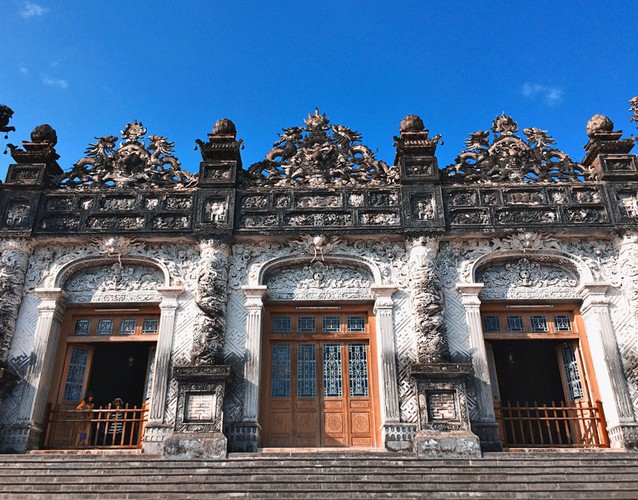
left=1, top=1, right=636, bottom=179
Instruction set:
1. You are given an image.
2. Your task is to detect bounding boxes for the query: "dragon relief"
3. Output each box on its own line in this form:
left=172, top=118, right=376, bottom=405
left=60, top=120, right=196, bottom=189
left=443, top=113, right=588, bottom=183
left=245, top=109, right=398, bottom=187
left=191, top=241, right=230, bottom=365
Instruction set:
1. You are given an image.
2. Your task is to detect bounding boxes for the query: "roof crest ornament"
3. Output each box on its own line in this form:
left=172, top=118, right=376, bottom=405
left=60, top=120, right=196, bottom=189
left=244, top=109, right=398, bottom=188
left=443, top=113, right=588, bottom=183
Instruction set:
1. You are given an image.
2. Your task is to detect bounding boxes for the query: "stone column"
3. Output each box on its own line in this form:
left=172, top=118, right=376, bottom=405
left=16, top=288, right=66, bottom=451
left=237, top=285, right=267, bottom=451
left=456, top=283, right=502, bottom=451
left=148, top=286, right=184, bottom=424
left=580, top=283, right=638, bottom=448
left=370, top=285, right=411, bottom=450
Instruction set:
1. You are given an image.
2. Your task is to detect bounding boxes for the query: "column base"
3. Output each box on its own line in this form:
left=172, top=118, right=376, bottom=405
left=414, top=430, right=481, bottom=458
left=383, top=423, right=417, bottom=452
left=228, top=423, right=260, bottom=452
left=471, top=421, right=504, bottom=452
left=608, top=423, right=638, bottom=450
left=164, top=432, right=227, bottom=459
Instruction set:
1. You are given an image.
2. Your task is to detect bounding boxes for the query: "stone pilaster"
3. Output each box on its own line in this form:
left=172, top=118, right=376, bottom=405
left=456, top=283, right=502, bottom=451
left=15, top=288, right=66, bottom=451
left=580, top=283, right=638, bottom=449
left=239, top=285, right=267, bottom=451
left=370, top=285, right=404, bottom=450
left=147, top=286, right=184, bottom=425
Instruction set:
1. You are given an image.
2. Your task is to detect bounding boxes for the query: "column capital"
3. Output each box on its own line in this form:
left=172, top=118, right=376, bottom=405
left=456, top=283, right=484, bottom=306
left=579, top=282, right=611, bottom=311
left=371, top=285, right=397, bottom=311
left=157, top=285, right=184, bottom=309
left=34, top=288, right=66, bottom=313
left=242, top=285, right=267, bottom=309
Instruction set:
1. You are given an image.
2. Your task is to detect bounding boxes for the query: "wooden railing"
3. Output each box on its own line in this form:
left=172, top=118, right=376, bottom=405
left=44, top=403, right=149, bottom=449
left=495, top=400, right=609, bottom=448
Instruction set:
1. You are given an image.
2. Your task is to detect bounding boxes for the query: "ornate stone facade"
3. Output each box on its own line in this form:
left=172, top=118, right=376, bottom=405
left=1, top=100, right=638, bottom=455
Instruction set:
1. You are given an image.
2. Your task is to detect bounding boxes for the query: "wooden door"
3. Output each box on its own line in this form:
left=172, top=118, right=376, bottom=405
left=262, top=308, right=377, bottom=448
left=49, top=344, right=94, bottom=448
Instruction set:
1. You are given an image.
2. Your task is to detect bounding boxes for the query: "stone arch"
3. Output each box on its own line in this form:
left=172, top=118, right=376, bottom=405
left=54, top=255, right=171, bottom=296
left=469, top=250, right=594, bottom=297
left=255, top=255, right=382, bottom=300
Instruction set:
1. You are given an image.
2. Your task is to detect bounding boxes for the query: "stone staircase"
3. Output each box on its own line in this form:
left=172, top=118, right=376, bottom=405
left=1, top=451, right=638, bottom=499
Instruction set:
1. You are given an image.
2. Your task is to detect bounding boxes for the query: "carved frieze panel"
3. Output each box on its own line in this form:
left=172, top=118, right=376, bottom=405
left=448, top=209, right=490, bottom=226
left=239, top=213, right=279, bottom=229
left=358, top=211, right=400, bottom=225
left=63, top=263, right=164, bottom=303
left=476, top=257, right=579, bottom=300
left=36, top=191, right=198, bottom=234
left=494, top=208, right=558, bottom=224
left=285, top=212, right=352, bottom=227
left=265, top=261, right=373, bottom=301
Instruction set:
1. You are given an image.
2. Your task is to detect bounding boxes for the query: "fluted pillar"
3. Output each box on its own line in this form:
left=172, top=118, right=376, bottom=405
left=456, top=283, right=501, bottom=451
left=580, top=283, right=638, bottom=448
left=147, top=286, right=183, bottom=424
left=241, top=286, right=267, bottom=423
left=371, top=286, right=400, bottom=425
left=17, top=288, right=66, bottom=450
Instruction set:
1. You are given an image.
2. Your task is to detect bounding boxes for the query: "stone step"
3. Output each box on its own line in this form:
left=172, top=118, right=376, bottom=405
left=2, top=453, right=638, bottom=499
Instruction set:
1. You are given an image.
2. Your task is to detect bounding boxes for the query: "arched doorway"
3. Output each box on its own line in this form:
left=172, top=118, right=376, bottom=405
left=257, top=260, right=382, bottom=449
left=260, top=304, right=379, bottom=447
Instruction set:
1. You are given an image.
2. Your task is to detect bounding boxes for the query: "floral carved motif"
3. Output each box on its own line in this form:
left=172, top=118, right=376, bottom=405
left=244, top=109, right=398, bottom=188
left=408, top=238, right=450, bottom=363
left=266, top=261, right=373, bottom=301
left=442, top=114, right=589, bottom=183
left=477, top=258, right=578, bottom=300
left=62, top=263, right=164, bottom=303
left=60, top=121, right=196, bottom=189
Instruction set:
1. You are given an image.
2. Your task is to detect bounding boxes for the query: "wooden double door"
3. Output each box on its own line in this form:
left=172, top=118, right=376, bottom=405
left=261, top=307, right=378, bottom=448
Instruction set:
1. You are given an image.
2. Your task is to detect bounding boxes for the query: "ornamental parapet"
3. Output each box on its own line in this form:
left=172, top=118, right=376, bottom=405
left=1, top=98, right=637, bottom=236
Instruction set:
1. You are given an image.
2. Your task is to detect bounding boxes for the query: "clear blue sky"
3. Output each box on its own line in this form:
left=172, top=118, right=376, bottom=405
left=1, top=1, right=636, bottom=179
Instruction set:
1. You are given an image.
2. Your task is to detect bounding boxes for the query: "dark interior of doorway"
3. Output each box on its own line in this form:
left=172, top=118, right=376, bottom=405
left=87, top=342, right=152, bottom=408
left=491, top=340, right=565, bottom=404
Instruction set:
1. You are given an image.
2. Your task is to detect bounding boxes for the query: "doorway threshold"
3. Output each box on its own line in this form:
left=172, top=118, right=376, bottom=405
left=258, top=447, right=384, bottom=454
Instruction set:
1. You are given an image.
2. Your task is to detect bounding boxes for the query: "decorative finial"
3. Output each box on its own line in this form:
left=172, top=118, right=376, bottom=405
left=586, top=114, right=614, bottom=137
left=213, top=118, right=237, bottom=138
left=399, top=115, right=425, bottom=133
left=630, top=96, right=638, bottom=129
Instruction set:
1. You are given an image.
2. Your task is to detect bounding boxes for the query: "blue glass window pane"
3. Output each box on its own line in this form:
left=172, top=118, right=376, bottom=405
left=142, top=319, right=159, bottom=334
left=273, top=316, right=291, bottom=333
left=506, top=316, right=524, bottom=332
left=482, top=316, right=501, bottom=332
left=119, top=319, right=136, bottom=335
left=347, top=316, right=365, bottom=332
left=297, top=317, right=316, bottom=333
left=97, top=319, right=113, bottom=335
left=554, top=315, right=572, bottom=331
left=297, top=344, right=317, bottom=398
left=530, top=315, right=548, bottom=332
left=63, top=347, right=89, bottom=401
left=322, top=316, right=341, bottom=333
left=271, top=344, right=291, bottom=398
left=348, top=343, right=369, bottom=397
left=561, top=345, right=584, bottom=400
left=74, top=319, right=91, bottom=336
left=322, top=344, right=342, bottom=397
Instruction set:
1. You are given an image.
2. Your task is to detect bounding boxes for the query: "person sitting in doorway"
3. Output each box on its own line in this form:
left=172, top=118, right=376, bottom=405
left=75, top=392, right=94, bottom=447
left=106, top=397, right=125, bottom=445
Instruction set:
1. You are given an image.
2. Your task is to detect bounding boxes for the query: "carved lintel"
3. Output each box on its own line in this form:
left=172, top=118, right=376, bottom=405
left=409, top=363, right=472, bottom=381
left=173, top=365, right=231, bottom=383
